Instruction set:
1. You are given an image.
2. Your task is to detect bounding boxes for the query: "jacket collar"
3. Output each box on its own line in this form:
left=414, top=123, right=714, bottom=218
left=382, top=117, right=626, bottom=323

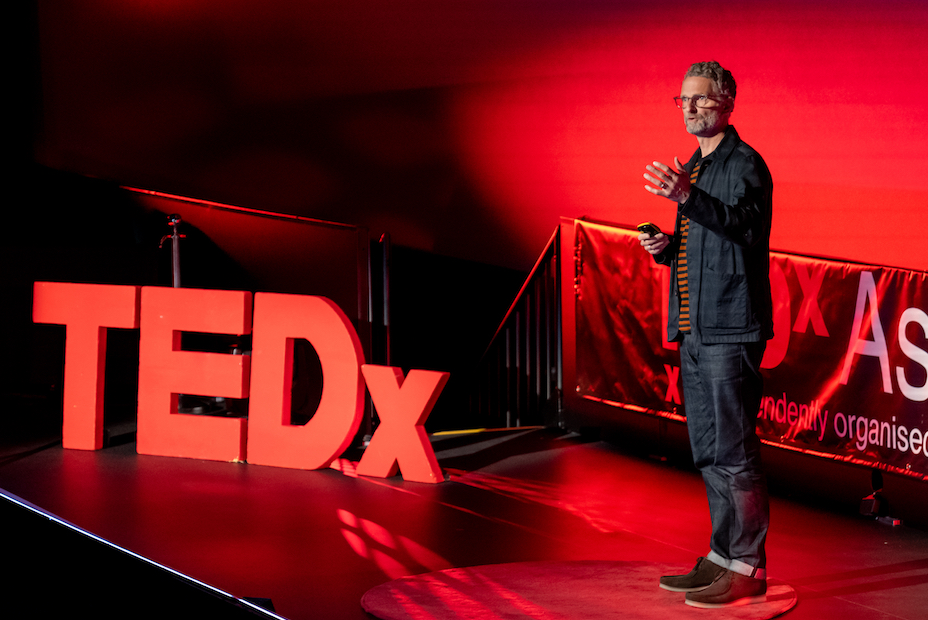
left=710, top=125, right=740, bottom=163
left=688, top=125, right=740, bottom=168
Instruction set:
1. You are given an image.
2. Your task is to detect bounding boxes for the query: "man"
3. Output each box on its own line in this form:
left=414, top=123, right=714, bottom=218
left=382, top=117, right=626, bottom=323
left=639, top=61, right=773, bottom=608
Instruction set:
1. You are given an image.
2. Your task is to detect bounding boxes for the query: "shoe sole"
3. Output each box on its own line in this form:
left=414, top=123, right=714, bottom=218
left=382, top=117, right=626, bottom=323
left=658, top=583, right=713, bottom=593
left=685, top=594, right=766, bottom=609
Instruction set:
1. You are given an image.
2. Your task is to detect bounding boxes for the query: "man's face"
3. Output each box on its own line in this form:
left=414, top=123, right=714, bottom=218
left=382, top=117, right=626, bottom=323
left=680, top=76, right=731, bottom=137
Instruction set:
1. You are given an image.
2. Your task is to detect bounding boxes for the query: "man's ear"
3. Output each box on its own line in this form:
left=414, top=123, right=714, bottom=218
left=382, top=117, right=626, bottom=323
left=718, top=98, right=735, bottom=119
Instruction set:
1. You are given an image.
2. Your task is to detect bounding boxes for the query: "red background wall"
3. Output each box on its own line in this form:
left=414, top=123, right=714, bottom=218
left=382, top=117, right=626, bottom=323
left=29, top=0, right=928, bottom=272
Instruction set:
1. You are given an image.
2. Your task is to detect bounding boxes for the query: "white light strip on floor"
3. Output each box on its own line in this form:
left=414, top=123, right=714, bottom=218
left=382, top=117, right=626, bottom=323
left=0, top=487, right=289, bottom=620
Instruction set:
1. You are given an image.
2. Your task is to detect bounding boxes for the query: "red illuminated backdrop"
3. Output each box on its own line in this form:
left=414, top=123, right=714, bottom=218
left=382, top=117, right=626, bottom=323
left=31, top=0, right=927, bottom=272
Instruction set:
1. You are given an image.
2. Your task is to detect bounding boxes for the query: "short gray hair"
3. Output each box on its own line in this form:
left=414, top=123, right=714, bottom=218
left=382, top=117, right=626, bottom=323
left=685, top=61, right=737, bottom=100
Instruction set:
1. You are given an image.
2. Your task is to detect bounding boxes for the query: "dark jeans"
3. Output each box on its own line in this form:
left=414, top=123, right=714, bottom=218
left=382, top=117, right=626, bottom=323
left=680, top=336, right=769, bottom=578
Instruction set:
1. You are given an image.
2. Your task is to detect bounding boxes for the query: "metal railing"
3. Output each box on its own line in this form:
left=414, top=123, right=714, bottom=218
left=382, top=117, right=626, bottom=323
left=473, top=228, right=562, bottom=428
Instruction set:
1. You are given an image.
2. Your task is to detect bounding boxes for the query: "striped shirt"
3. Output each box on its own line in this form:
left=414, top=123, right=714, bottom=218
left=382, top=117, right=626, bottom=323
left=676, top=162, right=702, bottom=332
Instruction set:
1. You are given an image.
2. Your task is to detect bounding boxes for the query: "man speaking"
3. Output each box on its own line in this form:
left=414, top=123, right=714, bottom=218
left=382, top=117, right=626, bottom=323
left=639, top=61, right=774, bottom=608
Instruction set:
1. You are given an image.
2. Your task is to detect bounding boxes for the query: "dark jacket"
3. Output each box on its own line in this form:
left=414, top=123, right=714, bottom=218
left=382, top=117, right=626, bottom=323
left=655, top=126, right=774, bottom=343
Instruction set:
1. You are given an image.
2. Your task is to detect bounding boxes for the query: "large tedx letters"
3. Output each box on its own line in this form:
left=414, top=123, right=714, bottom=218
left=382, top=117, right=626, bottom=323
left=33, top=282, right=448, bottom=484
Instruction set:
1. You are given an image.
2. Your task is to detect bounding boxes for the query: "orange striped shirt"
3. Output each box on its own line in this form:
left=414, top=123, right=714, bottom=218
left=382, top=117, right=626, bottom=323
left=676, top=162, right=701, bottom=333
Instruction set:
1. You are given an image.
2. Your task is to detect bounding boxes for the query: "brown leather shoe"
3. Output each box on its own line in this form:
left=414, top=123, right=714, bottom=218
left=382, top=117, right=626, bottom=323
left=659, top=557, right=727, bottom=592
left=684, top=569, right=766, bottom=608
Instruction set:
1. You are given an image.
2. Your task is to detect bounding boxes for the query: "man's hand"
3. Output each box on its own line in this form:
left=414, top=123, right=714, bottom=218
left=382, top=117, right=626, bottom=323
left=644, top=157, right=691, bottom=204
left=638, top=231, right=670, bottom=255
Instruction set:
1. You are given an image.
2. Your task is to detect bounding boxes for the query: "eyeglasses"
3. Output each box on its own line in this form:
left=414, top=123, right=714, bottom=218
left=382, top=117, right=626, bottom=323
left=674, top=95, right=728, bottom=109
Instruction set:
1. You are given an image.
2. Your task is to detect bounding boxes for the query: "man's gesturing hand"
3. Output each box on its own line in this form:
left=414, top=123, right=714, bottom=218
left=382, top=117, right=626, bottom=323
left=644, top=157, right=691, bottom=204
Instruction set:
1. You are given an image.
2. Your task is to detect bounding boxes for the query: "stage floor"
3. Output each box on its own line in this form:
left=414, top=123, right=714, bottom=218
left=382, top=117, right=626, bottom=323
left=1, top=427, right=926, bottom=619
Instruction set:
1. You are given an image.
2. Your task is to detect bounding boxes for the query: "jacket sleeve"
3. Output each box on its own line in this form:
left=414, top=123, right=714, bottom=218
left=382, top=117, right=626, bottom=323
left=678, top=151, right=771, bottom=248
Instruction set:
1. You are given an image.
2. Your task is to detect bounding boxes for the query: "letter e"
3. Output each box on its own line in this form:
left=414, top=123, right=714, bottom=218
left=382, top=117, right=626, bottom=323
left=136, top=287, right=251, bottom=462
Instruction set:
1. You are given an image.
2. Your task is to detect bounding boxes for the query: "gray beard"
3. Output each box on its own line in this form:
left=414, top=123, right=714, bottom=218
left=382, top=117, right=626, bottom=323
left=685, top=116, right=714, bottom=136
left=685, top=108, right=727, bottom=137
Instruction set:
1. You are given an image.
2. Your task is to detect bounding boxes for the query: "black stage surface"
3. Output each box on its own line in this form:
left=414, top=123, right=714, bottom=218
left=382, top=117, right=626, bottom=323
left=1, top=427, right=926, bottom=619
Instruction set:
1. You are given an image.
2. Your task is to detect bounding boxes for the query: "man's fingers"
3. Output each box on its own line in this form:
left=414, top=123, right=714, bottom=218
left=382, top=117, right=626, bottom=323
left=644, top=172, right=668, bottom=192
left=652, top=161, right=671, bottom=174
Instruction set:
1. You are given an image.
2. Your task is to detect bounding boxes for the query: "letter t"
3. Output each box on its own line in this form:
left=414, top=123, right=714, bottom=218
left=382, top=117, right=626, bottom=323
left=32, top=282, right=141, bottom=450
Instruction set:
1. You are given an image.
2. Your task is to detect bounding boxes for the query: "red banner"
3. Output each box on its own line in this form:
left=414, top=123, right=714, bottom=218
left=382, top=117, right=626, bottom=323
left=574, top=221, right=928, bottom=480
